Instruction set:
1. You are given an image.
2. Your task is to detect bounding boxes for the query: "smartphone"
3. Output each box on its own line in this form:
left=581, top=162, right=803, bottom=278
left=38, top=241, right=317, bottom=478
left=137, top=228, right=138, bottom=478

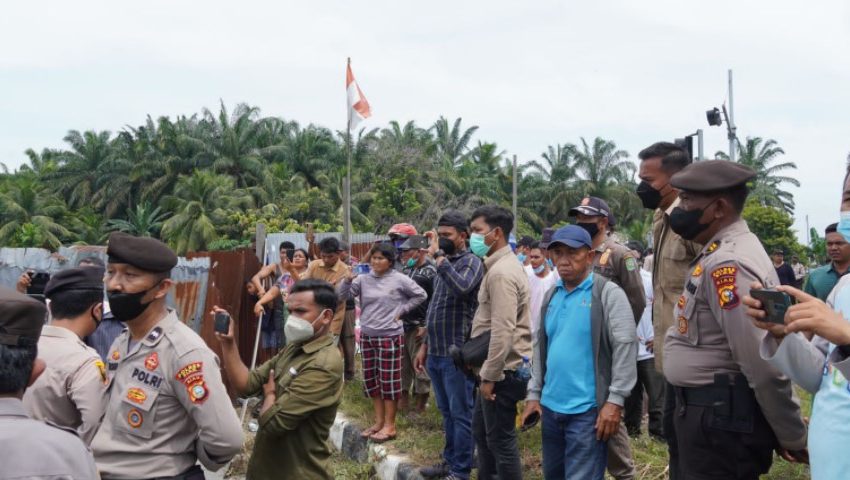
left=285, top=248, right=295, bottom=262
left=214, top=312, right=231, bottom=334
left=27, top=272, right=51, bottom=296
left=749, top=288, right=793, bottom=325
left=354, top=263, right=371, bottom=275
left=521, top=410, right=540, bottom=432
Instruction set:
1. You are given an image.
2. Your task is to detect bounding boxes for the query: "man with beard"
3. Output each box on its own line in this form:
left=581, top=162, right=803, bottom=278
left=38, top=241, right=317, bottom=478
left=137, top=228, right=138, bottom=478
left=91, top=232, right=243, bottom=480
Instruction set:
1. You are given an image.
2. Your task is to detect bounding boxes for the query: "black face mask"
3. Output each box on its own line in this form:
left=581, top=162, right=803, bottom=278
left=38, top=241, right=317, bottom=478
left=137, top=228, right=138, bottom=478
left=576, top=221, right=600, bottom=239
left=107, top=283, right=159, bottom=322
left=636, top=181, right=664, bottom=210
left=669, top=203, right=714, bottom=241
left=438, top=237, right=457, bottom=256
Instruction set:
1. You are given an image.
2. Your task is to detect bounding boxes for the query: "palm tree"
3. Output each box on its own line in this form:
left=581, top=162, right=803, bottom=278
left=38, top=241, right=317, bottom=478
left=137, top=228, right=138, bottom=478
left=107, top=202, right=169, bottom=238
left=0, top=175, right=72, bottom=249
left=716, top=137, right=799, bottom=214
left=199, top=102, right=267, bottom=187
left=160, top=170, right=253, bottom=254
left=280, top=124, right=341, bottom=188
left=21, top=148, right=61, bottom=176
left=431, top=116, right=479, bottom=168
left=46, top=130, right=113, bottom=209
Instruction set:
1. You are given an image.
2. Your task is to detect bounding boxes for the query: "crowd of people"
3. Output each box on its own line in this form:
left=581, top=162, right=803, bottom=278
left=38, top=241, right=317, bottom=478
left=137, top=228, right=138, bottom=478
left=3, top=143, right=850, bottom=480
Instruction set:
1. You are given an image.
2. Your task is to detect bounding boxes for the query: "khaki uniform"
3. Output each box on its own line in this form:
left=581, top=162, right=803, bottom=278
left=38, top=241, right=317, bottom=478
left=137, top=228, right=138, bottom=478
left=664, top=219, right=807, bottom=449
left=22, top=325, right=107, bottom=445
left=0, top=397, right=99, bottom=479
left=244, top=334, right=344, bottom=480
left=303, top=260, right=351, bottom=335
left=651, top=200, right=702, bottom=373
left=593, top=236, right=645, bottom=323
left=91, top=311, right=244, bottom=479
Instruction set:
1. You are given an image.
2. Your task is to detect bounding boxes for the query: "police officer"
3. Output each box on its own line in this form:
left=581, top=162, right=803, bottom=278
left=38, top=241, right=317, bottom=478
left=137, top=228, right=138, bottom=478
left=22, top=266, right=108, bottom=445
left=91, top=232, right=244, bottom=480
left=570, top=196, right=646, bottom=322
left=0, top=287, right=98, bottom=478
left=570, top=196, right=643, bottom=480
left=664, top=160, right=807, bottom=478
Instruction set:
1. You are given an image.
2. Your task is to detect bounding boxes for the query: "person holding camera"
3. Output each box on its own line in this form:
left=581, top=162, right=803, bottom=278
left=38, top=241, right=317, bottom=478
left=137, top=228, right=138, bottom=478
left=521, top=225, right=636, bottom=479
left=744, top=161, right=850, bottom=479
left=661, top=161, right=807, bottom=479
left=215, top=279, right=344, bottom=480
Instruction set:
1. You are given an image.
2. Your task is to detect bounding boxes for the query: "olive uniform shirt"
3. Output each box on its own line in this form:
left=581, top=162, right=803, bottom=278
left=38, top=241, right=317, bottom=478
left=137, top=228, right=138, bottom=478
left=651, top=200, right=702, bottom=373
left=0, top=397, right=98, bottom=479
left=593, top=235, right=646, bottom=324
left=303, top=260, right=351, bottom=335
left=22, top=325, right=107, bottom=445
left=244, top=334, right=344, bottom=480
left=663, top=219, right=807, bottom=450
left=469, top=245, right=533, bottom=382
left=91, top=310, right=244, bottom=479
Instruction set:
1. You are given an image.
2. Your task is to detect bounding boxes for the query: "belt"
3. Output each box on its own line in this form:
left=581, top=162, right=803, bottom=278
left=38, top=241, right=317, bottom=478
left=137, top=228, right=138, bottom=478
left=104, top=465, right=205, bottom=480
left=675, top=385, right=724, bottom=407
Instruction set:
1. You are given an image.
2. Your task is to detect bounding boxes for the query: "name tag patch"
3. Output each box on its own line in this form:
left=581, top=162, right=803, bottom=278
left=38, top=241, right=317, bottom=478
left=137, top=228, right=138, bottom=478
left=131, top=367, right=164, bottom=389
left=127, top=387, right=147, bottom=404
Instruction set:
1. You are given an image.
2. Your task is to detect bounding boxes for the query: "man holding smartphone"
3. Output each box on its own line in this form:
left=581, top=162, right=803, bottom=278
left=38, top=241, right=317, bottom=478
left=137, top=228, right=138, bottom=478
left=662, top=161, right=807, bottom=479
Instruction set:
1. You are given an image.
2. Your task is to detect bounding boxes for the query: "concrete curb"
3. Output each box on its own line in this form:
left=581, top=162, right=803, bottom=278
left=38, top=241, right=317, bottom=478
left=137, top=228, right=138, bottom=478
left=330, top=413, right=424, bottom=480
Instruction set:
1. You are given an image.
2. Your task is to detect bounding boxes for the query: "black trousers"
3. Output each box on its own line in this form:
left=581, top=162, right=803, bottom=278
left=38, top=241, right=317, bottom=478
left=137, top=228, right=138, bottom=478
left=624, top=359, right=664, bottom=437
left=664, top=381, right=681, bottom=480
left=472, top=371, right=528, bottom=480
left=674, top=392, right=776, bottom=480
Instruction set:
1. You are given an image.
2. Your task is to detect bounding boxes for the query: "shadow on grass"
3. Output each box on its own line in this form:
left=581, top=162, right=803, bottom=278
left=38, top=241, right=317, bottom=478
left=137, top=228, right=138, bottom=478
left=337, top=378, right=811, bottom=480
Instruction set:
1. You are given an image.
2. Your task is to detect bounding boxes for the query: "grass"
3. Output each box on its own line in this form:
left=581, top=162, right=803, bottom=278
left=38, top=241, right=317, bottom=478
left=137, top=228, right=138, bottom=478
left=336, top=377, right=812, bottom=479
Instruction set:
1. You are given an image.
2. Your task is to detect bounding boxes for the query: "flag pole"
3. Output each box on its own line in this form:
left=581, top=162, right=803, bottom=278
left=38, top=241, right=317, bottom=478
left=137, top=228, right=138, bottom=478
left=344, top=58, right=353, bottom=247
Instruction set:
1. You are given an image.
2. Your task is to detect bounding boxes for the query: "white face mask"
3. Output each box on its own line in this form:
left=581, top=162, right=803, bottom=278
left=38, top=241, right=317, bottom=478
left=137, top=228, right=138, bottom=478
left=284, top=310, right=330, bottom=344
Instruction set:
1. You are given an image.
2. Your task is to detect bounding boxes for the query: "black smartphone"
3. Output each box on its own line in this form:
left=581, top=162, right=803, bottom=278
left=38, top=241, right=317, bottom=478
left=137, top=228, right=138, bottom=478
left=214, top=312, right=231, bottom=334
left=521, top=410, right=540, bottom=432
left=27, top=272, right=51, bottom=296
left=285, top=248, right=295, bottom=262
left=749, top=288, right=793, bottom=325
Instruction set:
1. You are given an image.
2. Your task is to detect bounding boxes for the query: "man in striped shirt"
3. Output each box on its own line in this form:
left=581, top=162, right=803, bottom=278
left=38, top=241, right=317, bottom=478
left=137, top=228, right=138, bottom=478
left=415, top=210, right=485, bottom=480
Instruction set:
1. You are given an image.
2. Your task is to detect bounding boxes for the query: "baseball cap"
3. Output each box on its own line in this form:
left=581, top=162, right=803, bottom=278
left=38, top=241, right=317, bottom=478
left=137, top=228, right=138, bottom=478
left=569, top=197, right=616, bottom=227
left=548, top=225, right=593, bottom=250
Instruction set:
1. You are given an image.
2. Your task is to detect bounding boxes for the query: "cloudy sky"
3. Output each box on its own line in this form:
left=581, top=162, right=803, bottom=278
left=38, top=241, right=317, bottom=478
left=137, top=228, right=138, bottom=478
left=1, top=1, right=848, bottom=241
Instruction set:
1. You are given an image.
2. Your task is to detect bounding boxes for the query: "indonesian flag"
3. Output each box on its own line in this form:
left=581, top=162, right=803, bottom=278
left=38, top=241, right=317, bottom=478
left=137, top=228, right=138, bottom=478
left=346, top=59, right=372, bottom=131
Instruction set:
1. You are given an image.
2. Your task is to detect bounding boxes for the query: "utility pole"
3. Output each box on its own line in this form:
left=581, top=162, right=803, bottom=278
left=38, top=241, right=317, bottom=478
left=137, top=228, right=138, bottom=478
left=697, top=129, right=704, bottom=160
left=512, top=154, right=518, bottom=236
left=727, top=69, right=737, bottom=162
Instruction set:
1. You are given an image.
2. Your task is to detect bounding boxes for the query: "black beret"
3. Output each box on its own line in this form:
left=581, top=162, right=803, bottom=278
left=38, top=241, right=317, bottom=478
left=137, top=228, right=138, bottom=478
left=670, top=160, right=756, bottom=192
left=107, top=232, right=177, bottom=273
left=44, top=266, right=104, bottom=298
left=0, top=287, right=46, bottom=346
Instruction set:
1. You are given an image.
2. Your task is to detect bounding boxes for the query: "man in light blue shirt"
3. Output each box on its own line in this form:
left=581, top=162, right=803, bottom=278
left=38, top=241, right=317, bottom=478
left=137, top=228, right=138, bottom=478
left=522, top=225, right=637, bottom=480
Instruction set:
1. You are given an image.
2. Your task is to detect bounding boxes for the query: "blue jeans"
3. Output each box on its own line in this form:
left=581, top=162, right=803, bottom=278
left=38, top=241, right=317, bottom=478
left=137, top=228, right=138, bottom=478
left=542, top=405, right=607, bottom=480
left=427, top=355, right=475, bottom=478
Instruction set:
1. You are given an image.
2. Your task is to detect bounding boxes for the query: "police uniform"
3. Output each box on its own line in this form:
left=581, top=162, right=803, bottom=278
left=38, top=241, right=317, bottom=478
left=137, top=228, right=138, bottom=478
left=570, top=197, right=642, bottom=480
left=0, top=287, right=99, bottom=479
left=22, top=267, right=108, bottom=445
left=91, top=233, right=244, bottom=480
left=663, top=161, right=807, bottom=478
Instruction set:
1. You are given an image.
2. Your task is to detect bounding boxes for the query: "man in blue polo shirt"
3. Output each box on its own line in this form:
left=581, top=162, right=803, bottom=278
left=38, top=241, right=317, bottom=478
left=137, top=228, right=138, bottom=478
left=522, top=225, right=637, bottom=480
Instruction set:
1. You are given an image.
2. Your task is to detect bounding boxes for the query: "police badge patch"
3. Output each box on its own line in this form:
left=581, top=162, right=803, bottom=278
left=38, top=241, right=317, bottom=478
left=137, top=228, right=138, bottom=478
left=711, top=266, right=740, bottom=310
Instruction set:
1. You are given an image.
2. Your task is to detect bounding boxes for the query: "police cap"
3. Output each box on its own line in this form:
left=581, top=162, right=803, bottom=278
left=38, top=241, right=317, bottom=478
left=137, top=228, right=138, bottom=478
left=0, top=287, right=46, bottom=346
left=670, top=160, right=756, bottom=192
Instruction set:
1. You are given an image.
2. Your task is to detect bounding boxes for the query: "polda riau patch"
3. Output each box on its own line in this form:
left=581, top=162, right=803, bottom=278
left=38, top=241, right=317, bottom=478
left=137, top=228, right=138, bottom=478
left=711, top=266, right=740, bottom=310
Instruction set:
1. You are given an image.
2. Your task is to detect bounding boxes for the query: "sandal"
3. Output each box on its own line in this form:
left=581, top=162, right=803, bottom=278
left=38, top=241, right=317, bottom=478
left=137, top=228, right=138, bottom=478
left=369, top=431, right=397, bottom=443
left=360, top=425, right=382, bottom=438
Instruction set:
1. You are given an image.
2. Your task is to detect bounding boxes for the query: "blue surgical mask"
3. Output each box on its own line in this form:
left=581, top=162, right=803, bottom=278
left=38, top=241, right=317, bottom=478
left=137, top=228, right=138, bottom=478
left=546, top=258, right=554, bottom=268
left=533, top=264, right=546, bottom=275
left=839, top=211, right=850, bottom=244
left=517, top=253, right=527, bottom=264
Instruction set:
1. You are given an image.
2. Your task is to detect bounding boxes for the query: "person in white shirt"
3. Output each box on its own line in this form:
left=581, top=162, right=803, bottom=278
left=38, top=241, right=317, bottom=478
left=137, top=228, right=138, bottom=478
left=623, top=266, right=665, bottom=439
left=526, top=241, right=558, bottom=334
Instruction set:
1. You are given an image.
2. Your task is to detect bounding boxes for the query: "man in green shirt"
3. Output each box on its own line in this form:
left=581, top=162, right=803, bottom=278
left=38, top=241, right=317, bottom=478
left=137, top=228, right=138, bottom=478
left=805, top=223, right=850, bottom=301
left=216, top=279, right=344, bottom=480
